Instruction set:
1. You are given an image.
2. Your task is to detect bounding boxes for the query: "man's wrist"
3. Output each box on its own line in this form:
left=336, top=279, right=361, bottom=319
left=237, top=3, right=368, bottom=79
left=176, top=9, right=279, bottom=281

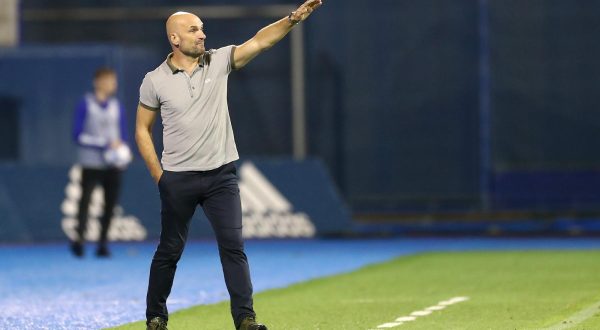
left=152, top=169, right=163, bottom=183
left=288, top=12, right=300, bottom=25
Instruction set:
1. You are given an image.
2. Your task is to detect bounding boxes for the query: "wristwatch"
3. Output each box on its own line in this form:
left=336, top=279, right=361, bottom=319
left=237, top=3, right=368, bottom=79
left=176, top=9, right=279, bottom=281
left=288, top=12, right=300, bottom=25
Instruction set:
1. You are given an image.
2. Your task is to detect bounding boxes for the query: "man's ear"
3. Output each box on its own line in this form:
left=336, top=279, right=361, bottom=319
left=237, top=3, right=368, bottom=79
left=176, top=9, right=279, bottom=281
left=169, top=33, right=180, bottom=47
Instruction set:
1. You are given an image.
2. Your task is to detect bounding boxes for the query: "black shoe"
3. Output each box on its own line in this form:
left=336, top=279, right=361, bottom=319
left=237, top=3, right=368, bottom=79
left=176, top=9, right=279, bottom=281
left=96, top=245, right=111, bottom=258
left=146, top=317, right=168, bottom=330
left=70, top=241, right=84, bottom=257
left=238, top=316, right=267, bottom=330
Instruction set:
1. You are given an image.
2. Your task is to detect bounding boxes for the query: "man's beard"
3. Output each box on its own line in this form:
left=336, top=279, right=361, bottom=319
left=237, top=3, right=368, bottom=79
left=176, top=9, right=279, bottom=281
left=180, top=44, right=204, bottom=58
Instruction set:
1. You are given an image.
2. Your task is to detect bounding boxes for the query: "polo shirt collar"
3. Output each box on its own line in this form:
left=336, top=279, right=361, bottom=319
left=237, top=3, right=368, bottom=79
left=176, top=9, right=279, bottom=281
left=166, top=53, right=206, bottom=74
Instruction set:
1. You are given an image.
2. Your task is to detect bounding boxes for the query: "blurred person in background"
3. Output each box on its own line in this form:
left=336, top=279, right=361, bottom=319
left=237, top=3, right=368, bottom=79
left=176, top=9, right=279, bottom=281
left=135, top=1, right=322, bottom=329
left=71, top=67, right=132, bottom=258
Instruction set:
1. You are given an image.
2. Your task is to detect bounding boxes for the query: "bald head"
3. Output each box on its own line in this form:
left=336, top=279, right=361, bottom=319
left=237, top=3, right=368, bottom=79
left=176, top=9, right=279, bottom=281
left=166, top=12, right=199, bottom=36
left=166, top=12, right=206, bottom=57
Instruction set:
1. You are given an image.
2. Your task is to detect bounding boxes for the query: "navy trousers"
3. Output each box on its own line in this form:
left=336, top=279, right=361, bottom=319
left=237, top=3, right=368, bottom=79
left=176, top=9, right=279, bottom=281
left=77, top=167, right=121, bottom=245
left=146, top=162, right=254, bottom=328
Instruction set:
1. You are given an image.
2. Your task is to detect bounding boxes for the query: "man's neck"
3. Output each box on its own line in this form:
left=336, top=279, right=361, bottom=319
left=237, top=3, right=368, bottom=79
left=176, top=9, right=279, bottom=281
left=171, top=52, right=200, bottom=75
left=94, top=91, right=109, bottom=104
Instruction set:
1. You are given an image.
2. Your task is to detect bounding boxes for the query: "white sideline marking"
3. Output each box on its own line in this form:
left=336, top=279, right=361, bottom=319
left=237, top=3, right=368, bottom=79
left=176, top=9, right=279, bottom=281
left=377, top=322, right=403, bottom=328
left=374, top=296, right=470, bottom=329
left=540, top=299, right=600, bottom=330
left=448, top=296, right=469, bottom=304
left=411, top=310, right=432, bottom=316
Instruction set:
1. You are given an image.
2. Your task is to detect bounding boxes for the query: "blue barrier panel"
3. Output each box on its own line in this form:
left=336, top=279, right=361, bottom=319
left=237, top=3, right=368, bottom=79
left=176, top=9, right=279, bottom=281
left=241, top=159, right=351, bottom=237
left=0, top=164, right=68, bottom=242
left=492, top=170, right=600, bottom=211
left=0, top=159, right=350, bottom=243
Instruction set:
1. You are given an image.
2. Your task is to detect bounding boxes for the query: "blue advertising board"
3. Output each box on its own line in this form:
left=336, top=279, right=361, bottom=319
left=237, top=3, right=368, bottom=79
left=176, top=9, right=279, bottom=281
left=0, top=159, right=351, bottom=243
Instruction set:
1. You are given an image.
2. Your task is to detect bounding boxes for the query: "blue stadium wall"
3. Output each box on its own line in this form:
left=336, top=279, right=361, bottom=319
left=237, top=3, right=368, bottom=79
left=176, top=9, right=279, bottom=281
left=1, top=0, right=599, bottom=230
left=0, top=159, right=351, bottom=243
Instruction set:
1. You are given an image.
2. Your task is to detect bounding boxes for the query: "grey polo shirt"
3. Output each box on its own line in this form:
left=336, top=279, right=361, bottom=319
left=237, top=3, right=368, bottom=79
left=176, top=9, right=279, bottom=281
left=139, top=45, right=239, bottom=171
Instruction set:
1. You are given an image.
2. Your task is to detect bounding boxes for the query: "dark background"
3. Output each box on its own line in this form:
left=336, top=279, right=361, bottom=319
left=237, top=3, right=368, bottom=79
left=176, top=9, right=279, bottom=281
left=2, top=0, right=600, bottom=219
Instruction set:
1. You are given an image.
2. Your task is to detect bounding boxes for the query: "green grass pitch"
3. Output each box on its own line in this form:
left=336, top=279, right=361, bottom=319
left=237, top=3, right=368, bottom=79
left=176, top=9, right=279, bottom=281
left=109, top=250, right=600, bottom=329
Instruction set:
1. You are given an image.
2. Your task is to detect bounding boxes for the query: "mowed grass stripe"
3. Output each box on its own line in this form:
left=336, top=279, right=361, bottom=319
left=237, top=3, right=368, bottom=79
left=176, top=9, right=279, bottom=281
left=540, top=299, right=600, bottom=330
left=108, top=250, right=600, bottom=330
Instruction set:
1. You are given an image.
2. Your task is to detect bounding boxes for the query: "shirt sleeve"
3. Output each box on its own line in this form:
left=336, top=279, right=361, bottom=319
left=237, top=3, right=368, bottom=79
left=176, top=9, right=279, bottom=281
left=209, top=45, right=236, bottom=75
left=227, top=45, right=237, bottom=72
left=72, top=98, right=87, bottom=143
left=139, top=74, right=160, bottom=111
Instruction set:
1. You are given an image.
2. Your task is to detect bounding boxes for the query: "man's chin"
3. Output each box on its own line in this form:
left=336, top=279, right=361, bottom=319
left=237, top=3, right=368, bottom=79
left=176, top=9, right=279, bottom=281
left=182, top=49, right=204, bottom=58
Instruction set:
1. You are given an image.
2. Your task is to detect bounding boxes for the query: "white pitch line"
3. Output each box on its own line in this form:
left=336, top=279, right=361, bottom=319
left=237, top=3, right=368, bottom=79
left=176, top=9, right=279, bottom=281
left=540, top=299, right=600, bottom=330
left=411, top=310, right=432, bottom=316
left=374, top=296, right=470, bottom=329
left=448, top=296, right=469, bottom=304
left=376, top=322, right=403, bottom=328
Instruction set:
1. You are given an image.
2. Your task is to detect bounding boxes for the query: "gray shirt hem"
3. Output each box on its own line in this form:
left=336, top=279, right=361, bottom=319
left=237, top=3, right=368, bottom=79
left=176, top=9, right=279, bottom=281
left=162, top=155, right=239, bottom=172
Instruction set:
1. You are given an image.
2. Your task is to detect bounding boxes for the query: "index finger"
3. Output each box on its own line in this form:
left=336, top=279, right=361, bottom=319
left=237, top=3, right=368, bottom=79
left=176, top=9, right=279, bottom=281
left=304, top=0, right=323, bottom=9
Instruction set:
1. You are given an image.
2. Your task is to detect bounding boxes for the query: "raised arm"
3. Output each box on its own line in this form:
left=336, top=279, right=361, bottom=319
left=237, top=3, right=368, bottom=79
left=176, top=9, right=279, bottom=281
left=233, top=0, right=322, bottom=69
left=135, top=104, right=163, bottom=183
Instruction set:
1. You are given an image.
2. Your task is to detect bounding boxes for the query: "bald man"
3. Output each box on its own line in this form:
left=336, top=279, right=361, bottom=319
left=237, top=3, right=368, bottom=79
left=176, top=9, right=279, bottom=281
left=136, top=1, right=322, bottom=329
